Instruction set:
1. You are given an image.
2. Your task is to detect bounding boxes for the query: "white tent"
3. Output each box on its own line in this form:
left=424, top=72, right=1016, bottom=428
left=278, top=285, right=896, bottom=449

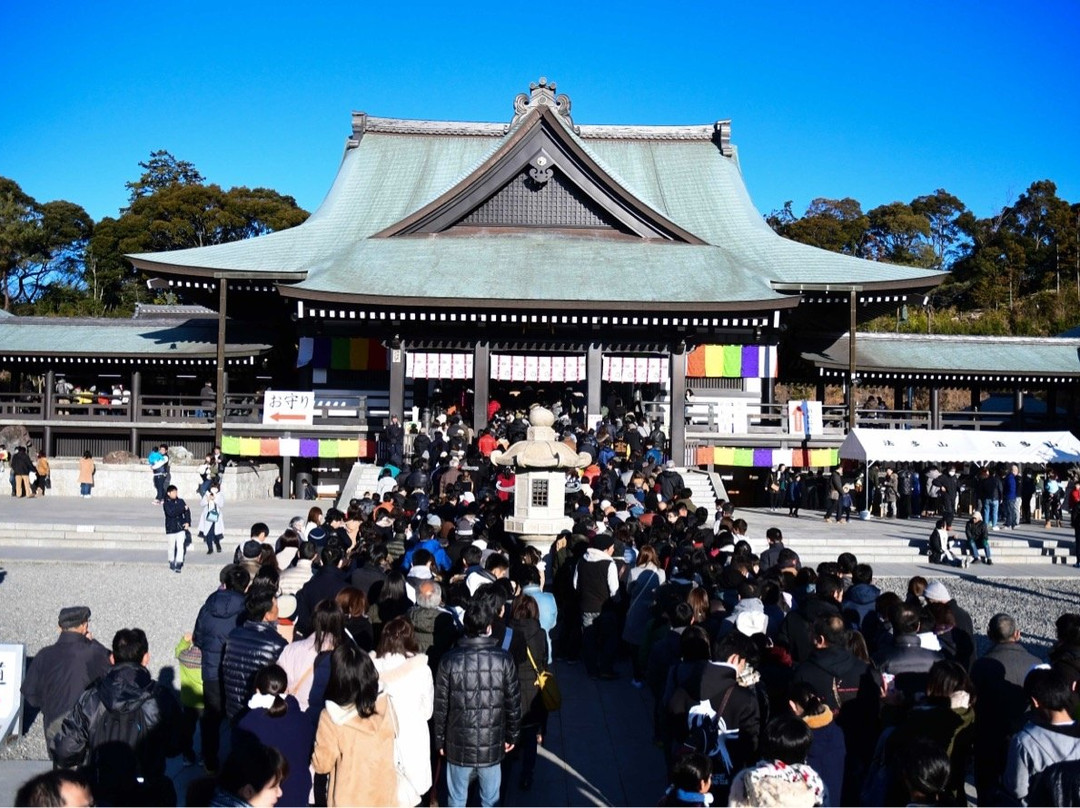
left=838, top=428, right=1080, bottom=466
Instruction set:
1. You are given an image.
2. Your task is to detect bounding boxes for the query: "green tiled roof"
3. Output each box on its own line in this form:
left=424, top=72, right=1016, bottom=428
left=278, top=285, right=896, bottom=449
left=804, top=333, right=1080, bottom=379
left=128, top=95, right=944, bottom=306
left=0, top=315, right=271, bottom=358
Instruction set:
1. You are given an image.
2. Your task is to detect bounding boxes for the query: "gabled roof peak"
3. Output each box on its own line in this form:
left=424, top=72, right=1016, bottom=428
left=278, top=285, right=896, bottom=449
left=510, top=77, right=577, bottom=132
left=350, top=78, right=732, bottom=153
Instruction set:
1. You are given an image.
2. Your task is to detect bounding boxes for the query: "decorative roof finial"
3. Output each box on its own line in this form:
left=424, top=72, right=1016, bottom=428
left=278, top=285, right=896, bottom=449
left=509, top=77, right=577, bottom=133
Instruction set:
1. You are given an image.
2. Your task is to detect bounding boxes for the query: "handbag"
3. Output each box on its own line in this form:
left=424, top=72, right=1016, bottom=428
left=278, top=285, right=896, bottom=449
left=386, top=693, right=423, bottom=807
left=206, top=507, right=219, bottom=523
left=526, top=646, right=561, bottom=712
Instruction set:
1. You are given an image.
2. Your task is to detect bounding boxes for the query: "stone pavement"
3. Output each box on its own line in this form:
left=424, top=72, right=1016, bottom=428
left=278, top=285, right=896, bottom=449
left=3, top=495, right=1080, bottom=579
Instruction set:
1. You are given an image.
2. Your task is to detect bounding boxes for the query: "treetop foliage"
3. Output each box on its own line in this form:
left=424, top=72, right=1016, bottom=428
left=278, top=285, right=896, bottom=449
left=0, top=151, right=308, bottom=316
left=768, top=182, right=1080, bottom=335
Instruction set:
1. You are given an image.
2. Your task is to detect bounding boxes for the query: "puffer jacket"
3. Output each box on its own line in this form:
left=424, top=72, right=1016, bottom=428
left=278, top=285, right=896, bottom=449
left=53, top=663, right=181, bottom=794
left=433, top=635, right=521, bottom=767
left=192, top=588, right=246, bottom=682
left=221, top=621, right=288, bottom=720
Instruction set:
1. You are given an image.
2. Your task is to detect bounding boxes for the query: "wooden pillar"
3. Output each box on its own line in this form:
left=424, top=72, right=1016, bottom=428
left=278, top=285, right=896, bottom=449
left=130, top=370, right=141, bottom=424
left=893, top=385, right=903, bottom=411
left=282, top=453, right=291, bottom=499
left=43, top=370, right=54, bottom=456
left=472, top=342, right=490, bottom=435
left=130, top=369, right=142, bottom=453
left=388, top=345, right=405, bottom=423
left=670, top=343, right=687, bottom=466
left=214, top=278, right=227, bottom=446
left=1048, top=385, right=1059, bottom=427
left=1014, top=386, right=1024, bottom=428
left=586, top=343, right=602, bottom=429
left=847, top=290, right=858, bottom=431
left=930, top=386, right=941, bottom=430
left=815, top=379, right=826, bottom=403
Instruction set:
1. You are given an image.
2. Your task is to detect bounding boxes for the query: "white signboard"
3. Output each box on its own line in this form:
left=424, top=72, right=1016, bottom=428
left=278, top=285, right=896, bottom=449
left=0, top=643, right=25, bottom=742
left=262, top=391, right=315, bottom=426
left=788, top=400, right=824, bottom=438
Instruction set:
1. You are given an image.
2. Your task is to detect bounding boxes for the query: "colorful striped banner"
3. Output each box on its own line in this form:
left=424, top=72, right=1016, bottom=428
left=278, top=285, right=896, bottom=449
left=686, top=345, right=778, bottom=379
left=297, top=338, right=389, bottom=371
left=220, top=436, right=374, bottom=459
left=694, top=446, right=838, bottom=468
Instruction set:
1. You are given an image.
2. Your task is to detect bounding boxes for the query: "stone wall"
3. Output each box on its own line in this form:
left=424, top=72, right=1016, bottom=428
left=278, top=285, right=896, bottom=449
left=37, top=460, right=279, bottom=500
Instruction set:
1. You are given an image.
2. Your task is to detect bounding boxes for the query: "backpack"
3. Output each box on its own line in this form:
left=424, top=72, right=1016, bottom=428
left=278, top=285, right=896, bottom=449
left=89, top=700, right=154, bottom=783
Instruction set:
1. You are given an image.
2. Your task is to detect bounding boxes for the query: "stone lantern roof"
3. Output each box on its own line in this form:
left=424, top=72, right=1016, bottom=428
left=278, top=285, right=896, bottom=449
left=490, top=406, right=591, bottom=470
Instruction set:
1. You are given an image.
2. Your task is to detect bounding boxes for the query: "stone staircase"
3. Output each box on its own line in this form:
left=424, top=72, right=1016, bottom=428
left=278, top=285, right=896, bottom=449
left=0, top=523, right=251, bottom=550
left=762, top=524, right=1077, bottom=567
left=680, top=468, right=723, bottom=515
left=337, top=462, right=385, bottom=508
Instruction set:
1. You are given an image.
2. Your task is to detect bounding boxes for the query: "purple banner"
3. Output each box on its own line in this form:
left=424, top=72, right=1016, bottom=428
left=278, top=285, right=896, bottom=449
left=741, top=346, right=760, bottom=379
left=753, top=447, right=772, bottom=468
left=300, top=438, right=320, bottom=458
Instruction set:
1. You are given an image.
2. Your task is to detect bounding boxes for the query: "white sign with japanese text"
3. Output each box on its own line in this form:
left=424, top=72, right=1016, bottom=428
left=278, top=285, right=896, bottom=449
left=0, top=644, right=25, bottom=742
left=262, top=391, right=315, bottom=426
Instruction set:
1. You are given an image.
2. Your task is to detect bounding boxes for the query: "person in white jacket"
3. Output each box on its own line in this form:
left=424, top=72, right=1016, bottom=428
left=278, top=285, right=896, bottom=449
left=372, top=615, right=434, bottom=807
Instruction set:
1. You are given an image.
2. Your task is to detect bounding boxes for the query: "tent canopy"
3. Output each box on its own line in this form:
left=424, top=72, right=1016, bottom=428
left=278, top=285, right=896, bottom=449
left=838, top=428, right=1080, bottom=466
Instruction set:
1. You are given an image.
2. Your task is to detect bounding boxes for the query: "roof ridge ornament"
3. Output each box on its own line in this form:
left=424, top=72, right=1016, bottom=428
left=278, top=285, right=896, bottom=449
left=509, top=77, right=578, bottom=133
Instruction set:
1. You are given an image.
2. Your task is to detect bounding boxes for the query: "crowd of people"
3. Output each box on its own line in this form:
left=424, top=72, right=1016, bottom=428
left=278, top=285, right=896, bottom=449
left=12, top=408, right=1080, bottom=807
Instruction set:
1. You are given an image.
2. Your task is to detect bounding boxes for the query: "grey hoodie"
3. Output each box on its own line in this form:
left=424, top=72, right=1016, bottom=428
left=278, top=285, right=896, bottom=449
left=1005, top=718, right=1080, bottom=805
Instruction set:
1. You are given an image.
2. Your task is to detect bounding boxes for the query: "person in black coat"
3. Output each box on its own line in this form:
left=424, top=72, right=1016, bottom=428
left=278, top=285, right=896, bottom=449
left=295, top=545, right=351, bottom=638
left=664, top=630, right=761, bottom=804
left=433, top=585, right=521, bottom=806
left=776, top=574, right=844, bottom=665
left=192, top=564, right=250, bottom=770
left=791, top=613, right=882, bottom=805
left=21, top=606, right=111, bottom=763
left=220, top=587, right=288, bottom=721
left=53, top=628, right=182, bottom=806
left=506, top=594, right=550, bottom=791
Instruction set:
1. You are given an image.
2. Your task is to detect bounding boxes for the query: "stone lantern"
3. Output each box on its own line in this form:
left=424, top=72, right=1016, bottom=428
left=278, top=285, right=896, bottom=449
left=490, top=405, right=591, bottom=546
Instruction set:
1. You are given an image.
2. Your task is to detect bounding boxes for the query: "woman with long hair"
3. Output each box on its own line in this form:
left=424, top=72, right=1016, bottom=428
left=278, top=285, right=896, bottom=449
left=369, top=571, right=411, bottom=645
left=311, top=643, right=397, bottom=807
left=623, top=544, right=666, bottom=685
left=234, top=665, right=314, bottom=807
left=276, top=599, right=344, bottom=712
left=335, top=587, right=374, bottom=652
left=371, top=616, right=434, bottom=806
left=303, top=506, right=323, bottom=540
left=507, top=593, right=550, bottom=791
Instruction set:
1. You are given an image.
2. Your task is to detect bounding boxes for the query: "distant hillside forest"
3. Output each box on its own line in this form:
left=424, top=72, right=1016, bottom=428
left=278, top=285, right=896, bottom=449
left=2, top=149, right=1076, bottom=335
left=767, top=183, right=1080, bottom=336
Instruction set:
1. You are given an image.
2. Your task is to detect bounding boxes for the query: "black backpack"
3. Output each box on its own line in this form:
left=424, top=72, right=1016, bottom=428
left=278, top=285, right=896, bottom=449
left=89, top=700, right=154, bottom=784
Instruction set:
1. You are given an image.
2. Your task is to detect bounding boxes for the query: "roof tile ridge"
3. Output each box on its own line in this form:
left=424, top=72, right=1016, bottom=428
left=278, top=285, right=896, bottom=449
left=577, top=121, right=727, bottom=141
left=352, top=113, right=508, bottom=138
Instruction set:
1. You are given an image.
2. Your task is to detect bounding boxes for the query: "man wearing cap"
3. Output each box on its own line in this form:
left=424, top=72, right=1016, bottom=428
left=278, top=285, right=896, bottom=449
left=574, top=534, right=620, bottom=679
left=22, top=606, right=110, bottom=763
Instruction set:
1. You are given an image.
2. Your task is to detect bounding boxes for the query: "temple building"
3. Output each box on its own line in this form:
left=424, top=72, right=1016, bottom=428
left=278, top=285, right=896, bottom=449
left=115, top=78, right=945, bottom=477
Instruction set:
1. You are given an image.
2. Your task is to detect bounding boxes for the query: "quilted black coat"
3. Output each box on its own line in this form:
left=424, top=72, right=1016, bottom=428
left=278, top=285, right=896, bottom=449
left=433, top=635, right=521, bottom=767
left=221, top=621, right=288, bottom=720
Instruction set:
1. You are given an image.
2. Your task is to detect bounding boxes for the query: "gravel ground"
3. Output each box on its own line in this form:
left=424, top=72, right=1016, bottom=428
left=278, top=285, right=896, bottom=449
left=0, top=560, right=223, bottom=761
left=1, top=563, right=1076, bottom=762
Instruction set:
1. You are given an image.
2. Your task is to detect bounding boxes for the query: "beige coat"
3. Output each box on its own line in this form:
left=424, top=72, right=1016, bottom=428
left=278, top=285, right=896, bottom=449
left=77, top=457, right=95, bottom=485
left=312, top=695, right=397, bottom=807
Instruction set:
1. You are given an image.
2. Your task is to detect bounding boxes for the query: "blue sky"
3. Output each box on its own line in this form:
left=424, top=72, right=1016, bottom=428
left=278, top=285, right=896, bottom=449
left=1, top=1, right=1077, bottom=223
